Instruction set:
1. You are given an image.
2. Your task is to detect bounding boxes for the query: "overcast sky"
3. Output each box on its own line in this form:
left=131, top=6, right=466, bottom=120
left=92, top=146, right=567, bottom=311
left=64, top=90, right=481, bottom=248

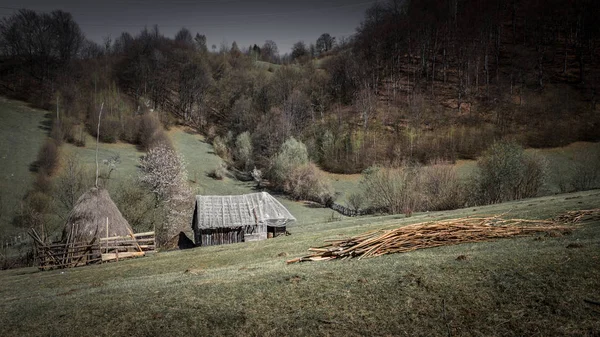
left=0, top=0, right=374, bottom=53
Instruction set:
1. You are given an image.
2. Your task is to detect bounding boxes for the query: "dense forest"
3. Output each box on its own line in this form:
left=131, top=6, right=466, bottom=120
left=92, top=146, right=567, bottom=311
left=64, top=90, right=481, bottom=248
left=2, top=0, right=599, bottom=173
left=1, top=0, right=600, bottom=242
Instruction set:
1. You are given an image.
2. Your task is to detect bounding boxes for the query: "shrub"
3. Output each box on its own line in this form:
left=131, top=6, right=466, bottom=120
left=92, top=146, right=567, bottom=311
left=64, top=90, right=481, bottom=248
left=98, top=117, right=121, bottom=143
left=208, top=163, right=228, bottom=180
left=284, top=163, right=335, bottom=205
left=36, top=139, right=59, bottom=175
left=251, top=167, right=263, bottom=188
left=50, top=120, right=64, bottom=145
left=113, top=179, right=166, bottom=233
left=60, top=117, right=77, bottom=144
left=212, top=135, right=231, bottom=162
left=74, top=124, right=87, bottom=147
left=137, top=113, right=163, bottom=151
left=121, top=115, right=141, bottom=144
left=347, top=192, right=365, bottom=211
left=475, top=141, right=547, bottom=204
left=33, top=173, right=53, bottom=194
left=420, top=160, right=466, bottom=211
left=571, top=148, right=600, bottom=191
left=359, top=165, right=424, bottom=215
left=270, top=137, right=309, bottom=187
left=234, top=131, right=253, bottom=170
left=53, top=153, right=89, bottom=213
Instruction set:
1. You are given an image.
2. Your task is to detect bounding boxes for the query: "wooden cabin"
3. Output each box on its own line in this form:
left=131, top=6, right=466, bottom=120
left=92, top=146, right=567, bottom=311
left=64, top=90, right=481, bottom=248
left=191, top=192, right=296, bottom=246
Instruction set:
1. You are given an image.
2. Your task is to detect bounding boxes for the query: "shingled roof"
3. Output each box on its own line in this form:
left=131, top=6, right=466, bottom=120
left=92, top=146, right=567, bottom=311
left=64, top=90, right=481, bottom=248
left=192, top=192, right=296, bottom=230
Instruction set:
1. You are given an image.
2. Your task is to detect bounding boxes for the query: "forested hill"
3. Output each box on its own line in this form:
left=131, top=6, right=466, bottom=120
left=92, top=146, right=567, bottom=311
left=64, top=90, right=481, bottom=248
left=1, top=0, right=599, bottom=174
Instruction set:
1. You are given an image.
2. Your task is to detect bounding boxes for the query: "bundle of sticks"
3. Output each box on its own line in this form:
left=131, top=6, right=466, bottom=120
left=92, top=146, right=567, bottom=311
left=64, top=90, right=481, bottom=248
left=554, top=209, right=600, bottom=223
left=286, top=217, right=573, bottom=264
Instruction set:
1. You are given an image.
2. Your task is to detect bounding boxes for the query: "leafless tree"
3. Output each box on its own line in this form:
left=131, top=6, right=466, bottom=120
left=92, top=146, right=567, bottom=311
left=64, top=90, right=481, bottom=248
left=261, top=40, right=278, bottom=62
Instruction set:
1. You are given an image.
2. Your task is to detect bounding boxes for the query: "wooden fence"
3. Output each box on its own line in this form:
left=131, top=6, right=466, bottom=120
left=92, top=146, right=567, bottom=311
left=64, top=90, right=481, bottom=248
left=29, top=229, right=100, bottom=270
left=99, top=231, right=156, bottom=262
left=28, top=228, right=156, bottom=270
left=1, top=232, right=32, bottom=250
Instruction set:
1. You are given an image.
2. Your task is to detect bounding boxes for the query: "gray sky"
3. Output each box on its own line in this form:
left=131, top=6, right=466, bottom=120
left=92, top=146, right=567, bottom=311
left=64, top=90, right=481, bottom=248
left=0, top=0, right=374, bottom=53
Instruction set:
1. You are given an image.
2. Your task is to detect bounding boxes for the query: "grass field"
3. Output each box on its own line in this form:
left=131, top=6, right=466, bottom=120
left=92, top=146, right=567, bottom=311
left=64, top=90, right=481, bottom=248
left=170, top=127, right=339, bottom=226
left=0, top=98, right=49, bottom=234
left=0, top=189, right=598, bottom=336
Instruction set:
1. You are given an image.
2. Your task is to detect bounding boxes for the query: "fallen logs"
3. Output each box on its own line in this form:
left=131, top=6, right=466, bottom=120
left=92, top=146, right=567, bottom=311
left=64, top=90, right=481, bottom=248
left=286, top=216, right=573, bottom=264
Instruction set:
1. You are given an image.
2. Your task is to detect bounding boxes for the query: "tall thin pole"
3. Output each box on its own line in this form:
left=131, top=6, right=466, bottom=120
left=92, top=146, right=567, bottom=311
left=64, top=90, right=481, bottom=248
left=95, top=103, right=104, bottom=188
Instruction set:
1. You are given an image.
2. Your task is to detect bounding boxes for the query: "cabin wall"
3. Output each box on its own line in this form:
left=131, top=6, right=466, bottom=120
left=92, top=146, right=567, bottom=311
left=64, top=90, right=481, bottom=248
left=195, top=227, right=244, bottom=246
left=193, top=224, right=275, bottom=246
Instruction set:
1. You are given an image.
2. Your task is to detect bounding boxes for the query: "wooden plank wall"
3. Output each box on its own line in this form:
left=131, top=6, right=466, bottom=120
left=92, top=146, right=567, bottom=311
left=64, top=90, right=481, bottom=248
left=195, top=227, right=244, bottom=246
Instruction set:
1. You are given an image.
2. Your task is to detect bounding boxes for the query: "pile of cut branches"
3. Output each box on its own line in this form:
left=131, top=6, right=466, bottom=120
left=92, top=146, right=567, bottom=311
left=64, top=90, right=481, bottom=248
left=287, top=217, right=573, bottom=264
left=555, top=209, right=600, bottom=223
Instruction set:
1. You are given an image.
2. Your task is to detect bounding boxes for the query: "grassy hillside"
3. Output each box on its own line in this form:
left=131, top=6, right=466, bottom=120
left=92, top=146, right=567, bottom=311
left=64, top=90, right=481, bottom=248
left=0, top=98, right=49, bottom=234
left=0, top=189, right=598, bottom=336
left=170, top=128, right=340, bottom=226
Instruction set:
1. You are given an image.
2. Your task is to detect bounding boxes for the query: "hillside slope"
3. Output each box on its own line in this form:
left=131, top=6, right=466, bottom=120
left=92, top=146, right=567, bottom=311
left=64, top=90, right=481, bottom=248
left=0, top=98, right=49, bottom=234
left=0, top=190, right=598, bottom=336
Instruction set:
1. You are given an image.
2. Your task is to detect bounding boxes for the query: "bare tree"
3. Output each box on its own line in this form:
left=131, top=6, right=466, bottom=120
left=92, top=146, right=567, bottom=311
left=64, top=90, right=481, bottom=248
left=291, top=41, right=308, bottom=61
left=54, top=153, right=89, bottom=212
left=355, top=87, right=377, bottom=130
left=175, top=27, right=194, bottom=48
left=261, top=40, right=278, bottom=62
left=316, top=33, right=335, bottom=54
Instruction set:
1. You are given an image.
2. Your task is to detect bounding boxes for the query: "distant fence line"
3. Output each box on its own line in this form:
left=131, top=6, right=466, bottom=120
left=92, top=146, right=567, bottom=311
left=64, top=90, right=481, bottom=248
left=330, top=203, right=385, bottom=217
left=0, top=232, right=32, bottom=250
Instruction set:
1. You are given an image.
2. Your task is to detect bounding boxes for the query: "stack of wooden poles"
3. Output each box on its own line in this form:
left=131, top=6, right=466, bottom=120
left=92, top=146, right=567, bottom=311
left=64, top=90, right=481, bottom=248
left=287, top=216, right=573, bottom=264
left=555, top=208, right=600, bottom=223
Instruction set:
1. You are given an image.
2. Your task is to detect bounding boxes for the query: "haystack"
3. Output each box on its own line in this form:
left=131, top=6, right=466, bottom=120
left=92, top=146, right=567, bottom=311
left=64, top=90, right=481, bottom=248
left=63, top=188, right=133, bottom=243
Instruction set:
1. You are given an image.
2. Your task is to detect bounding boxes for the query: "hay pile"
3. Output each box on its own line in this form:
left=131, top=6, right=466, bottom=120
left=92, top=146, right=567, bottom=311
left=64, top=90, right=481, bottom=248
left=63, top=188, right=133, bottom=243
left=287, top=216, right=573, bottom=264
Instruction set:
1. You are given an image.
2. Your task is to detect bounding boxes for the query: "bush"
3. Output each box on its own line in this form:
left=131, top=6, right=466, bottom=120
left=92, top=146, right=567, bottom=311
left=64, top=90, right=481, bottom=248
left=36, top=139, right=59, bottom=175
left=475, top=141, right=547, bottom=204
left=50, top=120, right=64, bottom=145
left=33, top=173, right=53, bottom=194
left=121, top=115, right=141, bottom=144
left=212, top=135, right=231, bottom=162
left=284, top=163, right=335, bottom=205
left=347, top=192, right=365, bottom=211
left=234, top=131, right=253, bottom=170
left=113, top=179, right=166, bottom=233
left=60, top=117, right=77, bottom=144
left=571, top=148, right=600, bottom=191
left=359, top=165, right=424, bottom=215
left=270, top=137, right=309, bottom=187
left=53, top=153, right=89, bottom=213
left=208, top=163, right=228, bottom=180
left=420, top=160, right=466, bottom=211
left=137, top=113, right=164, bottom=151
left=98, top=117, right=121, bottom=143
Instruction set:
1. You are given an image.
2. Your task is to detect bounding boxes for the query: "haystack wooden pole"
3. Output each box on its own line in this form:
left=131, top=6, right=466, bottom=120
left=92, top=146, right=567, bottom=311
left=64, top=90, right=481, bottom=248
left=105, top=217, right=109, bottom=258
left=95, top=102, right=104, bottom=188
